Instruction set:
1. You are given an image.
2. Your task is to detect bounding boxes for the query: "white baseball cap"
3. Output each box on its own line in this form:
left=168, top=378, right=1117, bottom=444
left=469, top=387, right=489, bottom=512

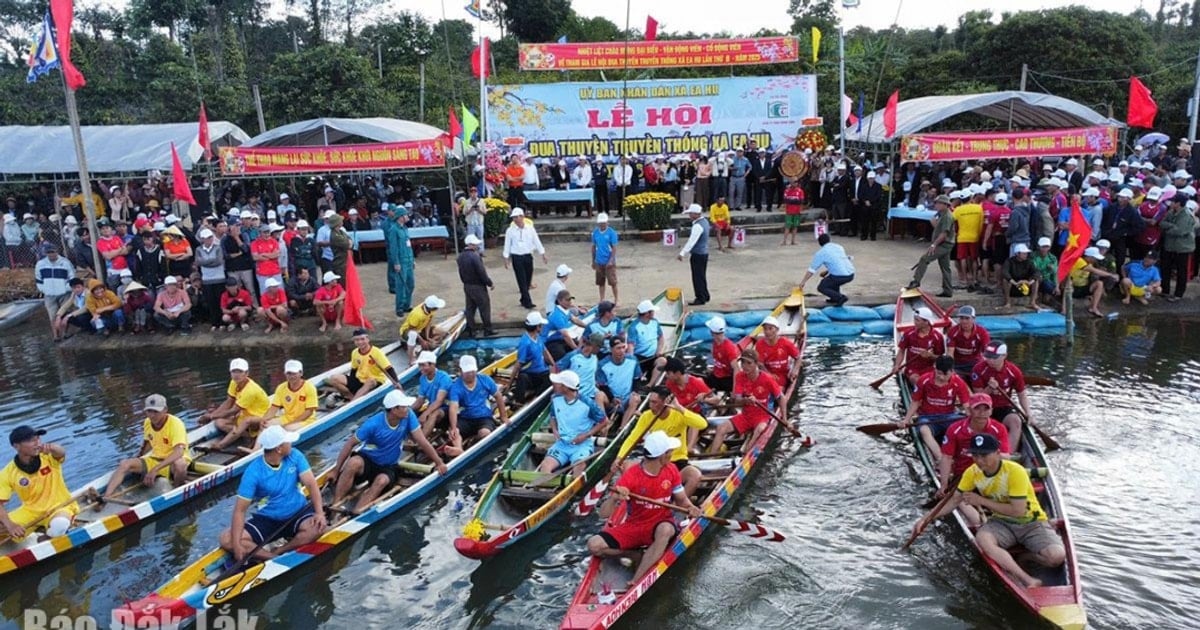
left=163, top=275, right=178, bottom=285
left=348, top=208, right=358, bottom=215
left=1096, top=239, right=1111, bottom=248
left=464, top=234, right=482, bottom=246
left=153, top=221, right=167, bottom=231
left=642, top=430, right=682, bottom=457
left=525, top=311, right=548, bottom=326
left=705, top=316, right=726, bottom=333
left=280, top=193, right=290, bottom=200
left=1082, top=187, right=1099, bottom=197
left=1065, top=158, right=1078, bottom=166
left=198, top=228, right=214, bottom=238
left=424, top=295, right=446, bottom=309
left=555, top=264, right=573, bottom=277
left=636, top=299, right=657, bottom=314
left=229, top=358, right=250, bottom=372
left=596, top=212, right=609, bottom=223
left=459, top=355, right=478, bottom=373
left=1013, top=243, right=1031, bottom=254
left=165, top=214, right=180, bottom=224
left=143, top=394, right=168, bottom=412
left=1117, top=188, right=1135, bottom=198
left=1037, top=237, right=1052, bottom=248
left=1145, top=186, right=1163, bottom=201
left=510, top=207, right=525, bottom=217
left=323, top=210, right=336, bottom=219
left=549, top=370, right=581, bottom=390
left=266, top=210, right=277, bottom=219
left=1173, top=169, right=1190, bottom=179
left=684, top=204, right=703, bottom=215
left=284, top=360, right=303, bottom=373
left=383, top=390, right=416, bottom=409
left=258, top=425, right=299, bottom=450
left=417, top=351, right=438, bottom=364
left=322, top=271, right=340, bottom=283
left=994, top=192, right=1008, bottom=203
left=1083, top=246, right=1101, bottom=259
left=914, top=307, right=935, bottom=322
left=761, top=315, right=781, bottom=328
left=296, top=220, right=310, bottom=229
left=265, top=277, right=281, bottom=288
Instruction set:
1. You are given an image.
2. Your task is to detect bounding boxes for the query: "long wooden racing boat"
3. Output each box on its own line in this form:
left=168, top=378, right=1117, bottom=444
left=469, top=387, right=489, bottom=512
left=895, top=289, right=1086, bottom=629
left=115, top=345, right=552, bottom=627
left=0, top=312, right=465, bottom=576
left=453, top=288, right=685, bottom=560
left=559, top=289, right=807, bottom=630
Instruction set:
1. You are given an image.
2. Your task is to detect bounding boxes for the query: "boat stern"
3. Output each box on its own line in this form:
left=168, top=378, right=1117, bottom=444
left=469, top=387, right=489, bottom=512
left=111, top=595, right=196, bottom=630
left=453, top=535, right=498, bottom=560
left=1039, top=603, right=1087, bottom=630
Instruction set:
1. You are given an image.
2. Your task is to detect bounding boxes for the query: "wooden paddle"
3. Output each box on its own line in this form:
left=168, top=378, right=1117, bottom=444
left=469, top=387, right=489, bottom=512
left=1024, top=375, right=1057, bottom=387
left=629, top=492, right=785, bottom=543
left=0, top=494, right=80, bottom=544
left=575, top=396, right=674, bottom=517
left=869, top=359, right=906, bottom=391
left=902, top=476, right=961, bottom=550
left=995, top=388, right=1061, bottom=452
left=856, top=414, right=964, bottom=436
left=750, top=399, right=811, bottom=443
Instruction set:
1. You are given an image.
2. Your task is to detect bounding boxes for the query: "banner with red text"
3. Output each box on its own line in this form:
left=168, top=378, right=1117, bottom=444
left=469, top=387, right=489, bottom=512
left=898, top=126, right=1120, bottom=163
left=519, top=37, right=800, bottom=71
left=218, top=139, right=445, bottom=175
left=487, top=75, right=818, bottom=158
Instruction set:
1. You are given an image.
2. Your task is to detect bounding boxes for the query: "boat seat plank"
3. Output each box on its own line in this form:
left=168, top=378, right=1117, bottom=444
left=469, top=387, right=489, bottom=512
left=500, top=486, right=557, bottom=501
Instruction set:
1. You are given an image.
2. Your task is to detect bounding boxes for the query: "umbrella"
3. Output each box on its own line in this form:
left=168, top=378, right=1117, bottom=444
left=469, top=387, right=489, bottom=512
left=1136, top=132, right=1170, bottom=146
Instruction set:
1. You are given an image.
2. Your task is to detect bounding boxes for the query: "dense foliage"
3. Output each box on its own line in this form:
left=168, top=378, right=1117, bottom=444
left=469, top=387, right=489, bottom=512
left=0, top=0, right=1197, bottom=141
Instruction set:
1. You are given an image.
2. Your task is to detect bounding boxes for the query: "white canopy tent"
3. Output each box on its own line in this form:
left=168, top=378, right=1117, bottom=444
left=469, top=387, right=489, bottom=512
left=841, top=91, right=1124, bottom=146
left=0, top=121, right=249, bottom=175
left=244, top=117, right=457, bottom=149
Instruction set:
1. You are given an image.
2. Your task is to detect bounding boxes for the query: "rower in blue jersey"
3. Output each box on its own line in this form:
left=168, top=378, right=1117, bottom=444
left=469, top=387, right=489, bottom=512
left=597, top=337, right=643, bottom=428
left=514, top=311, right=556, bottom=402
left=557, top=332, right=605, bottom=409
left=584, top=301, right=624, bottom=358
left=447, top=355, right=509, bottom=457
left=627, top=299, right=666, bottom=384
left=536, top=370, right=608, bottom=476
left=543, top=289, right=587, bottom=361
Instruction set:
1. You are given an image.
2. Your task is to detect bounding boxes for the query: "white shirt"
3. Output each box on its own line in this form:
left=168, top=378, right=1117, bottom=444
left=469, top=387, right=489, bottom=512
left=277, top=203, right=297, bottom=215
left=680, top=220, right=704, bottom=256
left=503, top=222, right=546, bottom=257
left=545, top=278, right=568, bottom=314
left=612, top=164, right=633, bottom=186
left=572, top=165, right=593, bottom=188
left=461, top=197, right=486, bottom=226
left=523, top=163, right=540, bottom=186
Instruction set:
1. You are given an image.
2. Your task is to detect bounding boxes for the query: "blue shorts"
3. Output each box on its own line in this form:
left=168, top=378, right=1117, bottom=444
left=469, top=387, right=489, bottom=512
left=245, top=505, right=316, bottom=545
left=547, top=439, right=595, bottom=466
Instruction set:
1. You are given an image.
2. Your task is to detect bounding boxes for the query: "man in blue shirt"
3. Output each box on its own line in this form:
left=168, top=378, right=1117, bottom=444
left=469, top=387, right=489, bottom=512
left=557, top=332, right=604, bottom=407
left=1121, top=251, right=1163, bottom=305
left=537, top=370, right=608, bottom=476
left=797, top=233, right=856, bottom=307
left=597, top=337, right=643, bottom=428
left=447, top=355, right=509, bottom=456
left=627, top=299, right=666, bottom=382
left=514, top=311, right=555, bottom=403
left=413, top=351, right=453, bottom=436
left=730, top=149, right=750, bottom=210
left=591, top=213, right=620, bottom=304
left=220, top=425, right=326, bottom=563
left=330, top=391, right=446, bottom=515
left=543, top=289, right=586, bottom=360
left=584, top=301, right=623, bottom=358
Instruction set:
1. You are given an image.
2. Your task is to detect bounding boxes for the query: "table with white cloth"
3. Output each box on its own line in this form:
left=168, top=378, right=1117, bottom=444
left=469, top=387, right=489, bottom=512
left=523, top=189, right=595, bottom=216
left=886, top=206, right=936, bottom=240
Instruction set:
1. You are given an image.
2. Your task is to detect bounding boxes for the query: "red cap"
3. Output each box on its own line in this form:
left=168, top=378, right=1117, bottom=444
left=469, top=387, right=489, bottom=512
left=969, top=392, right=993, bottom=408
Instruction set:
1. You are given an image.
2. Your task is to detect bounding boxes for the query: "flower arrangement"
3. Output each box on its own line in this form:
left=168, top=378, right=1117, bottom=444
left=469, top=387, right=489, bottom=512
left=461, top=517, right=488, bottom=542
left=483, top=196, right=512, bottom=238
left=623, top=192, right=677, bottom=231
left=795, top=127, right=828, bottom=153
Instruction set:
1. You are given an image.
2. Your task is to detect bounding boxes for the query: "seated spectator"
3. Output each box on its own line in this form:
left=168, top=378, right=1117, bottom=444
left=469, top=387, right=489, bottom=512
left=187, top=273, right=210, bottom=323
left=313, top=271, right=345, bottom=332
left=286, top=266, right=318, bottom=315
left=123, top=281, right=154, bottom=333
left=1001, top=244, right=1040, bottom=308
left=257, top=277, right=290, bottom=333
left=1121, top=251, right=1163, bottom=305
left=84, top=278, right=124, bottom=336
left=1030, top=237, right=1059, bottom=307
left=219, top=276, right=254, bottom=331
left=1070, top=247, right=1120, bottom=317
left=53, top=278, right=89, bottom=340
left=153, top=275, right=193, bottom=335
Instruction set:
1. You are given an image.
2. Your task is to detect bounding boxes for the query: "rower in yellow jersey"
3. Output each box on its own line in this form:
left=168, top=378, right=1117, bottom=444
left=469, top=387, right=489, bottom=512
left=328, top=329, right=401, bottom=401
left=253, top=360, right=320, bottom=433
left=613, top=387, right=707, bottom=496
left=100, top=394, right=191, bottom=501
left=200, top=358, right=272, bottom=450
left=0, top=425, right=77, bottom=541
left=400, top=295, right=447, bottom=364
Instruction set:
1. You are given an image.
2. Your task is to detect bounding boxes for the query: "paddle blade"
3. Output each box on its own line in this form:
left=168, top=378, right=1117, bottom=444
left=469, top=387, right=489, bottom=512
left=575, top=479, right=607, bottom=517
left=868, top=373, right=894, bottom=390
left=857, top=422, right=903, bottom=436
left=1032, top=422, right=1063, bottom=452
left=1024, top=375, right=1057, bottom=387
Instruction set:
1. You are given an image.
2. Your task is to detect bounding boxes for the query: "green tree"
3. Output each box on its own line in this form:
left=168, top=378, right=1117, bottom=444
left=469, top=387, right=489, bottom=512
left=260, top=45, right=397, bottom=125
left=496, top=0, right=571, bottom=43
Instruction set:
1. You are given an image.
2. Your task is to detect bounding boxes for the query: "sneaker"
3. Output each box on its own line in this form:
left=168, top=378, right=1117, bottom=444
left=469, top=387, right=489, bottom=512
left=240, top=323, right=250, bottom=331
left=936, top=291, right=954, bottom=298
left=225, top=324, right=235, bottom=332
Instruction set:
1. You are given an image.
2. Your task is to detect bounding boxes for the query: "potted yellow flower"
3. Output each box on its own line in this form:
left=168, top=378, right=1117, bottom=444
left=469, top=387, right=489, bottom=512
left=623, top=191, right=676, bottom=241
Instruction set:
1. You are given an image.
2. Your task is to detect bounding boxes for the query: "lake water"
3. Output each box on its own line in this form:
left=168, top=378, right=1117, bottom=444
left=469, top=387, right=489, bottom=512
left=0, top=313, right=1197, bottom=629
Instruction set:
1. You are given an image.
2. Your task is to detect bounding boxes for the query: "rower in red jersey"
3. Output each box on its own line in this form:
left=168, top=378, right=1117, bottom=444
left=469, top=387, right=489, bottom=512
left=935, top=392, right=1011, bottom=501
left=707, top=348, right=783, bottom=455
left=970, top=341, right=1030, bottom=451
left=893, top=306, right=946, bottom=386
left=753, top=315, right=799, bottom=386
left=945, top=305, right=991, bottom=377
left=901, top=355, right=971, bottom=456
left=662, top=357, right=721, bottom=415
left=702, top=316, right=741, bottom=393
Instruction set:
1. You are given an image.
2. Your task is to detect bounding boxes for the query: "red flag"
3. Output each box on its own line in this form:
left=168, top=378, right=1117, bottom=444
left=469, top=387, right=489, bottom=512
left=342, top=256, right=373, bottom=330
left=1057, top=198, right=1093, bottom=284
left=470, top=38, right=490, bottom=79
left=449, top=106, right=462, bottom=142
left=645, top=16, right=659, bottom=41
left=50, top=0, right=86, bottom=90
left=883, top=90, right=899, bottom=138
left=170, top=143, right=196, bottom=205
left=197, top=102, right=211, bottom=160
left=841, top=94, right=858, bottom=128
left=1127, top=76, right=1157, bottom=128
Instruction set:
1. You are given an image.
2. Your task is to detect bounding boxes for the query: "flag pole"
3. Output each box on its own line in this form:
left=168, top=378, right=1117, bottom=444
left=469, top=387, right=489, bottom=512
left=477, top=6, right=486, bottom=175
left=60, top=73, right=103, bottom=275
left=838, top=26, right=846, bottom=155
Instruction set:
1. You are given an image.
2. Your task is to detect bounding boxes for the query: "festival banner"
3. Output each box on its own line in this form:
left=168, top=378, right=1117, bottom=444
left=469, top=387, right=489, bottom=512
left=487, top=75, right=818, bottom=158
left=898, top=126, right=1120, bottom=163
left=518, top=37, right=799, bottom=71
left=218, top=139, right=445, bottom=175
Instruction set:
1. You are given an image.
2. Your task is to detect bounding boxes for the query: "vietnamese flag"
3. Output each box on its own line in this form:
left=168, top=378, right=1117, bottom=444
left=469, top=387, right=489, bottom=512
left=883, top=90, right=899, bottom=138
left=170, top=143, right=196, bottom=205
left=342, top=255, right=373, bottom=330
left=50, top=0, right=85, bottom=90
left=645, top=16, right=659, bottom=41
left=470, top=38, right=490, bottom=79
left=1127, top=76, right=1157, bottom=128
left=197, top=102, right=211, bottom=160
left=1057, top=198, right=1093, bottom=284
